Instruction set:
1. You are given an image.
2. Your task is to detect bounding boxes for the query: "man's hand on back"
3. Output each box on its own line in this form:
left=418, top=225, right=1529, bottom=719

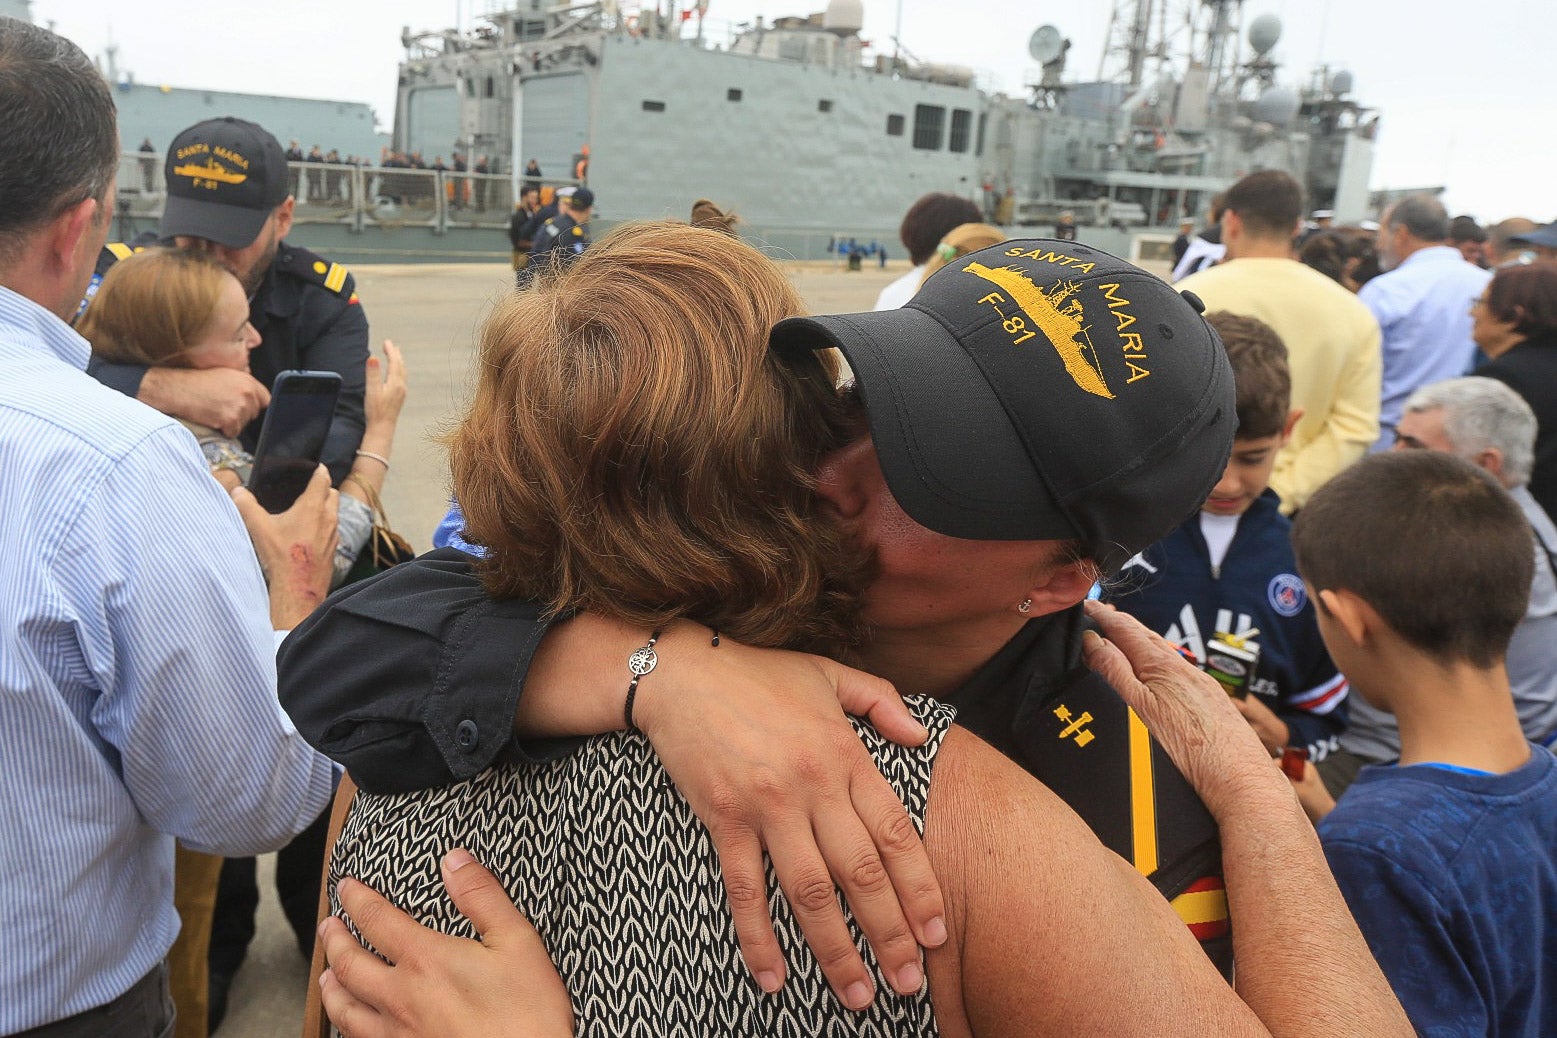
left=140, top=366, right=271, bottom=437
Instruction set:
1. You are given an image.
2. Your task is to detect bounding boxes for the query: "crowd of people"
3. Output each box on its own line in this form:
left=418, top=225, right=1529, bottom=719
left=3, top=14, right=1555, bottom=1038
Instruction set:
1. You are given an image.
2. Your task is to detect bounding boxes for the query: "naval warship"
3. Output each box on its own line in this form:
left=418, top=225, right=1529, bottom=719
left=381, top=0, right=1376, bottom=261
left=88, top=0, right=1376, bottom=263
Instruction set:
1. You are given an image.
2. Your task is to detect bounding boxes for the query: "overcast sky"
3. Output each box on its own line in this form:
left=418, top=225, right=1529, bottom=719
left=30, top=0, right=1553, bottom=223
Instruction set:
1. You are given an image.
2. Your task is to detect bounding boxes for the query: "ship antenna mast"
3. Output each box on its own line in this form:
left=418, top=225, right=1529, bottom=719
left=892, top=0, right=904, bottom=74
left=1097, top=0, right=1154, bottom=87
left=1199, top=0, right=1245, bottom=97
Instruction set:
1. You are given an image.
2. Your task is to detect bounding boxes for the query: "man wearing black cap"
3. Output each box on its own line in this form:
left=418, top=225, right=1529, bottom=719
left=87, top=116, right=369, bottom=486
left=285, top=241, right=1413, bottom=1033
left=520, top=186, right=593, bottom=285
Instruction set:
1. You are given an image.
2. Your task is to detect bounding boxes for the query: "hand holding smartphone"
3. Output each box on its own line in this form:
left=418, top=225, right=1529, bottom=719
left=247, top=370, right=341, bottom=512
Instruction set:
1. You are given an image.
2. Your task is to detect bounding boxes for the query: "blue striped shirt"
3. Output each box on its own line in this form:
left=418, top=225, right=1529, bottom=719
left=0, top=286, right=336, bottom=1031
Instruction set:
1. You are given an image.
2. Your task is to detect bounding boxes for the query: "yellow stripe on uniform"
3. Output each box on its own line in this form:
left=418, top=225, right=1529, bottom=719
left=1171, top=887, right=1229, bottom=927
left=324, top=262, right=349, bottom=294
left=1128, top=706, right=1158, bottom=876
left=106, top=242, right=134, bottom=260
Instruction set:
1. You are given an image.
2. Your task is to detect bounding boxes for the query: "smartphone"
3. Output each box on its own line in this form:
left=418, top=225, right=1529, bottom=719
left=247, top=370, right=341, bottom=513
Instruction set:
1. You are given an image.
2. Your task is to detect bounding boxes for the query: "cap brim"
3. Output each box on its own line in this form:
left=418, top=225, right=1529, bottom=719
left=1510, top=227, right=1557, bottom=249
left=159, top=194, right=269, bottom=248
left=772, top=307, right=1075, bottom=542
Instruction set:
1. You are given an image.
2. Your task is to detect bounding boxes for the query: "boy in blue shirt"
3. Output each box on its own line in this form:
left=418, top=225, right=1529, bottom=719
left=1287, top=450, right=1557, bottom=1037
left=1108, top=312, right=1349, bottom=759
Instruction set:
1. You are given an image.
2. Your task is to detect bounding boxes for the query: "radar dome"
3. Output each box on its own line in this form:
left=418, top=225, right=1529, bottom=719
left=823, top=0, right=864, bottom=36
left=1252, top=86, right=1301, bottom=127
left=1330, top=69, right=1354, bottom=95
left=1029, top=24, right=1065, bottom=64
left=1248, top=14, right=1282, bottom=56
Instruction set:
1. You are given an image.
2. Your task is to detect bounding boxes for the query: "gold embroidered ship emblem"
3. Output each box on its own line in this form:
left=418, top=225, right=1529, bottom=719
left=963, top=262, right=1114, bottom=399
left=171, top=160, right=248, bottom=185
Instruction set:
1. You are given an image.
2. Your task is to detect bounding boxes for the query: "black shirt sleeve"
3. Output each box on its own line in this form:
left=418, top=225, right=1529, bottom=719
left=278, top=548, right=567, bottom=793
left=86, top=356, right=149, bottom=398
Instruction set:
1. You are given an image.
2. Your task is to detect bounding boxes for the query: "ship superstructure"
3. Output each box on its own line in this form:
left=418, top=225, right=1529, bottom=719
left=83, top=0, right=1378, bottom=262
left=389, top=0, right=1376, bottom=256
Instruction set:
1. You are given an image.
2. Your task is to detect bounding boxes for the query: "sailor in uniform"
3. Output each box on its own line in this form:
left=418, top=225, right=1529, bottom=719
left=84, top=117, right=368, bottom=487
left=520, top=186, right=594, bottom=287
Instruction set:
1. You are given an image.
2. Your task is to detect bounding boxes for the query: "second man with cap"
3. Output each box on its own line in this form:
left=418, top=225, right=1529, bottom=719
left=88, top=116, right=369, bottom=485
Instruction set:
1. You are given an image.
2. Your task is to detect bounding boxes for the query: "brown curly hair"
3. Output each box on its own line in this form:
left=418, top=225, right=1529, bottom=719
left=448, top=221, right=868, bottom=653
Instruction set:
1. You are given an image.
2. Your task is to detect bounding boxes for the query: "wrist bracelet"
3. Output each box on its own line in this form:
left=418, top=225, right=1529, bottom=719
left=355, top=449, right=391, bottom=469
left=624, top=630, right=661, bottom=733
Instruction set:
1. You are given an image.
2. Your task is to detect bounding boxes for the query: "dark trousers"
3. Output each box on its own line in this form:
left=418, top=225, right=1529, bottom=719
left=1315, top=748, right=1372, bottom=801
left=16, top=962, right=172, bottom=1038
left=207, top=805, right=332, bottom=980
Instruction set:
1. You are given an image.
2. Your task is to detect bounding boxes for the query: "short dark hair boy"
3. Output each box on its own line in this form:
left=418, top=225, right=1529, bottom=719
left=1217, top=311, right=1291, bottom=439
left=1108, top=310, right=1348, bottom=760
left=1286, top=450, right=1556, bottom=1036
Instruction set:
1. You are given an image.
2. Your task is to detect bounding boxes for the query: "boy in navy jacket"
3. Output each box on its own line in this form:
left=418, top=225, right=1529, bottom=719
left=1108, top=312, right=1348, bottom=759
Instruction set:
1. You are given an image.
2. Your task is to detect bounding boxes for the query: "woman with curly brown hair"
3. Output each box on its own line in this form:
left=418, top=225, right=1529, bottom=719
left=448, top=221, right=865, bottom=652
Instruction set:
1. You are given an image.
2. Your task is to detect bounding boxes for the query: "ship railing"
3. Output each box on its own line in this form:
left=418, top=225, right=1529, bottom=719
left=296, top=164, right=520, bottom=235
left=114, top=152, right=527, bottom=237
left=292, top=160, right=373, bottom=217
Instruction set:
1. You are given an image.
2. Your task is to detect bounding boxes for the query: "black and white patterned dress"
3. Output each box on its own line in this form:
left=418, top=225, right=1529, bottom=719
left=330, top=696, right=956, bottom=1037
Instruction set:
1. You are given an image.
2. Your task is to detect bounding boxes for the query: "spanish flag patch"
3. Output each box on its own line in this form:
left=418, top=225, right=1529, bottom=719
left=1171, top=875, right=1230, bottom=942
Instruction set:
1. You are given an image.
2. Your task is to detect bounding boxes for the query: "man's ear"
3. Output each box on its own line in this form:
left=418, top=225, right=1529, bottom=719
left=1024, top=557, right=1099, bottom=616
left=273, top=196, right=295, bottom=238
left=47, top=196, right=100, bottom=274
left=814, top=437, right=876, bottom=521
left=1317, top=588, right=1374, bottom=648
left=1220, top=208, right=1241, bottom=241
left=1475, top=446, right=1505, bottom=482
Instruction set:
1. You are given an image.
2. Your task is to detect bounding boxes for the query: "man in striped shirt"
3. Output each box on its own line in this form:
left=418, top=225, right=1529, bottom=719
left=0, top=19, right=340, bottom=1036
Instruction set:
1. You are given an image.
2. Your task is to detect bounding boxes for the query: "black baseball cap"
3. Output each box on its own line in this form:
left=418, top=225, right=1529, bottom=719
left=569, top=187, right=595, bottom=209
left=1510, top=221, right=1557, bottom=250
left=160, top=117, right=289, bottom=248
left=770, top=239, right=1235, bottom=573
